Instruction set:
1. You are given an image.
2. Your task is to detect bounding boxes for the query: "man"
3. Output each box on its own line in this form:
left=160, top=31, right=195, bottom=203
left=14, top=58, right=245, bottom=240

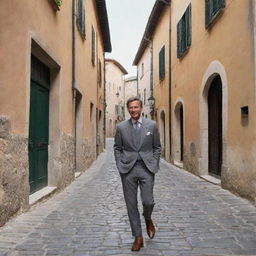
left=114, top=96, right=161, bottom=251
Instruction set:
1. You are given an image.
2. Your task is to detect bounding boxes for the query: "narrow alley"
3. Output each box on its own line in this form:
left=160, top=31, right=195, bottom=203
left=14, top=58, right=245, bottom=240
left=0, top=139, right=255, bottom=256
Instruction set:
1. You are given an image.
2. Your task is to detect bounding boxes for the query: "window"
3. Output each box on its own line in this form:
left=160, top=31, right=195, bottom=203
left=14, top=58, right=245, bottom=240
left=159, top=46, right=165, bottom=80
left=115, top=105, right=119, bottom=115
left=177, top=3, right=191, bottom=58
left=91, top=25, right=96, bottom=66
left=205, top=0, right=225, bottom=28
left=140, top=63, right=144, bottom=79
left=77, top=0, right=86, bottom=40
left=90, top=102, right=94, bottom=120
left=144, top=89, right=146, bottom=105
left=98, top=60, right=102, bottom=87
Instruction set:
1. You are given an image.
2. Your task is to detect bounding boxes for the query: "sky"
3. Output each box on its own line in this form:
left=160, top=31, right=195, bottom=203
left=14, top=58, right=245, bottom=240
left=105, top=0, right=156, bottom=77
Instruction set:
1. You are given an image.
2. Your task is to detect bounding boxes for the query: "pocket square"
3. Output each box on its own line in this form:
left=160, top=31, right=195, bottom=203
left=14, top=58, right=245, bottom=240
left=146, top=131, right=152, bottom=136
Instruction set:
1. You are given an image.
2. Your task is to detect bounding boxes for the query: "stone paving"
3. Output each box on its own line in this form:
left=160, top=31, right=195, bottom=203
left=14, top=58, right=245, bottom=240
left=0, top=138, right=255, bottom=256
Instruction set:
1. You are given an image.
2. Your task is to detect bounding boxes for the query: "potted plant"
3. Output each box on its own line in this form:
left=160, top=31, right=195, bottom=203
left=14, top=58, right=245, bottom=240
left=50, top=0, right=63, bottom=11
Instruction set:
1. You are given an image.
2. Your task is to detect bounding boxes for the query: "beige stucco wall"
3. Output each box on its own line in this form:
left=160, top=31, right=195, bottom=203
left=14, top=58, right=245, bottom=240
left=152, top=5, right=171, bottom=161
left=0, top=0, right=73, bottom=135
left=137, top=46, right=152, bottom=119
left=0, top=0, right=108, bottom=225
left=105, top=60, right=126, bottom=137
left=75, top=0, right=106, bottom=170
left=171, top=0, right=255, bottom=201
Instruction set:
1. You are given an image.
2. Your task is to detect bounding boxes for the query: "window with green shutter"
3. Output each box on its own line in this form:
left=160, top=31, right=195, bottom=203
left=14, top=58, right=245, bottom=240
left=205, top=0, right=225, bottom=28
left=91, top=25, right=96, bottom=66
left=77, top=0, right=86, bottom=40
left=177, top=3, right=191, bottom=59
left=159, top=45, right=165, bottom=81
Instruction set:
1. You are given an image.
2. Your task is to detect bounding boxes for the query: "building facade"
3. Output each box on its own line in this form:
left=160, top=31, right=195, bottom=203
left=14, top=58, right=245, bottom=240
left=134, top=0, right=171, bottom=160
left=134, top=44, right=152, bottom=120
left=124, top=76, right=138, bottom=119
left=134, top=0, right=256, bottom=202
left=170, top=0, right=255, bottom=201
left=105, top=59, right=127, bottom=137
left=0, top=0, right=111, bottom=226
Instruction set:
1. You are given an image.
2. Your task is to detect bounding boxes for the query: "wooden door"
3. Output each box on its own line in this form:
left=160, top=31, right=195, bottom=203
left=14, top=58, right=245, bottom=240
left=180, top=105, right=184, bottom=162
left=29, top=56, right=50, bottom=193
left=208, top=76, right=222, bottom=176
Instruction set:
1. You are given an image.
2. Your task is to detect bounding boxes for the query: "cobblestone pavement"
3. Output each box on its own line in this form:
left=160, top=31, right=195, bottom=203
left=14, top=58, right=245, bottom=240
left=0, top=138, right=255, bottom=256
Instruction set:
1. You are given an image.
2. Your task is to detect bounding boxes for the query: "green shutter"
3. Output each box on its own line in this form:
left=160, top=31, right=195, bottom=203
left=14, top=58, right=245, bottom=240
left=159, top=46, right=165, bottom=80
left=77, top=0, right=85, bottom=39
left=205, top=0, right=225, bottom=28
left=177, top=4, right=191, bottom=58
left=205, top=0, right=211, bottom=28
left=187, top=3, right=192, bottom=47
left=177, top=20, right=182, bottom=58
left=91, top=26, right=95, bottom=65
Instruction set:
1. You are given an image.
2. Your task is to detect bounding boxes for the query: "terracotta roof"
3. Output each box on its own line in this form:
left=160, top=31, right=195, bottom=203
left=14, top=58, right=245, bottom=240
left=95, top=0, right=112, bottom=52
left=133, top=0, right=170, bottom=65
left=105, top=59, right=128, bottom=74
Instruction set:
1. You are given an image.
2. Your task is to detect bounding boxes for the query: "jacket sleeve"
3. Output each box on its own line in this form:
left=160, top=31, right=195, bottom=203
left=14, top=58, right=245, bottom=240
left=152, top=123, right=161, bottom=162
left=114, top=125, right=122, bottom=165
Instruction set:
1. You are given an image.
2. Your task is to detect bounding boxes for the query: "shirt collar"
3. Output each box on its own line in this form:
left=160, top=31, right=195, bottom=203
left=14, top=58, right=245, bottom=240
left=131, top=116, right=142, bottom=125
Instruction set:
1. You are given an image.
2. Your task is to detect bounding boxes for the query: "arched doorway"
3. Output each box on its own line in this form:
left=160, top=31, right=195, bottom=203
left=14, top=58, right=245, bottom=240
left=208, top=75, right=222, bottom=177
left=199, top=60, right=227, bottom=178
left=160, top=110, right=166, bottom=158
left=174, top=101, right=184, bottom=164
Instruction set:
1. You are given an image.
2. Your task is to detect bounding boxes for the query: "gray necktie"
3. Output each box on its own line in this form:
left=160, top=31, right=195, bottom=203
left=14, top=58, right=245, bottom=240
left=134, top=121, right=140, bottom=130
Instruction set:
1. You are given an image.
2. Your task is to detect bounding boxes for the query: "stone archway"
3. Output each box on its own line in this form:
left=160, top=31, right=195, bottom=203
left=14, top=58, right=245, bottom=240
left=199, top=60, right=228, bottom=177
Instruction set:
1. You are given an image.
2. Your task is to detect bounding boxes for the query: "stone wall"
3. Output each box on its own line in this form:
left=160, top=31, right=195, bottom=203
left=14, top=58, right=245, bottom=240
left=57, top=133, right=75, bottom=189
left=0, top=116, right=29, bottom=227
left=183, top=142, right=198, bottom=176
left=76, top=137, right=96, bottom=173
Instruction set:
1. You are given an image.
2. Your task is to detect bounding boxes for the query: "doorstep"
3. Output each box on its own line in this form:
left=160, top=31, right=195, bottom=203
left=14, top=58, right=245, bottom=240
left=29, top=186, right=57, bottom=206
left=75, top=172, right=82, bottom=178
left=200, top=175, right=221, bottom=185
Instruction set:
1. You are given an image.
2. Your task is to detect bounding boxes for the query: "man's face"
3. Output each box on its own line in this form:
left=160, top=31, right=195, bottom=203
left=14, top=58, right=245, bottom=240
left=128, top=100, right=142, bottom=120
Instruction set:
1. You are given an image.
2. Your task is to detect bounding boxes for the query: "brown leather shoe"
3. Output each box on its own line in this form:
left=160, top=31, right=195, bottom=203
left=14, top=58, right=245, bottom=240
left=145, top=219, right=155, bottom=239
left=131, top=236, right=144, bottom=251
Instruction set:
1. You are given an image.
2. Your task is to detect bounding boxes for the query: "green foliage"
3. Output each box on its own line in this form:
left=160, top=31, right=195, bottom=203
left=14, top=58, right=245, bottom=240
left=54, top=0, right=62, bottom=7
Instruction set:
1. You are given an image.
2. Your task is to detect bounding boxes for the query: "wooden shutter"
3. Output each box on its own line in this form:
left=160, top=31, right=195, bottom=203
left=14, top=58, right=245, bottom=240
left=177, top=20, right=182, bottom=58
left=187, top=4, right=192, bottom=47
left=91, top=26, right=95, bottom=65
left=159, top=46, right=165, bottom=80
left=77, top=0, right=85, bottom=39
left=205, top=0, right=211, bottom=28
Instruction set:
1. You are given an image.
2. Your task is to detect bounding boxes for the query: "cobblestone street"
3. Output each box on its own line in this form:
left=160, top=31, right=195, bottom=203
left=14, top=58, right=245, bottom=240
left=0, top=138, right=255, bottom=256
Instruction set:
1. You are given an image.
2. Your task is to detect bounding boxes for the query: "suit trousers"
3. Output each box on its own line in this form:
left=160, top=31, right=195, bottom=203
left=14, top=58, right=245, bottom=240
left=121, top=161, right=155, bottom=237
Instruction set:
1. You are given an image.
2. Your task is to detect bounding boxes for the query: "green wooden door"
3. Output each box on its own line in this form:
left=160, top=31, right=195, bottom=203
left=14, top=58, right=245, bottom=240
left=29, top=56, right=50, bottom=194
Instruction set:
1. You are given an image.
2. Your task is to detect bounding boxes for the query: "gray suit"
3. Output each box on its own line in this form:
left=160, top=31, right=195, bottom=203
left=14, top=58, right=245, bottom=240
left=114, top=117, right=161, bottom=237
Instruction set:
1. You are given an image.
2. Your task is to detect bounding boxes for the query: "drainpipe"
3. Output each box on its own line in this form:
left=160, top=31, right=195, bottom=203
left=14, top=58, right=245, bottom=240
left=72, top=0, right=77, bottom=172
left=168, top=2, right=172, bottom=162
left=103, top=53, right=106, bottom=149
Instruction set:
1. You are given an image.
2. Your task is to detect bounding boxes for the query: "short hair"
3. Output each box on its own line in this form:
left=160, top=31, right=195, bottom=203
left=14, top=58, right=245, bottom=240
left=126, top=96, right=143, bottom=108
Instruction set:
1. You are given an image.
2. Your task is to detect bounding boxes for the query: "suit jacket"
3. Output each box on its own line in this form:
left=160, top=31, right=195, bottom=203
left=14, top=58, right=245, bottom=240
left=114, top=117, right=161, bottom=174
